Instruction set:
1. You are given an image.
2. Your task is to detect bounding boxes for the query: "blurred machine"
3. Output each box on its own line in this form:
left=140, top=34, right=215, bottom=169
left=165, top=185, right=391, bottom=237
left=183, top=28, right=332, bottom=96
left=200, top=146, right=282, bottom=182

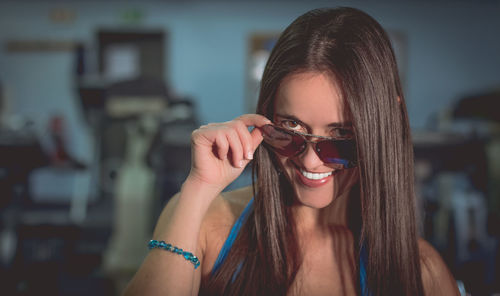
left=77, top=74, right=198, bottom=293
left=101, top=77, right=168, bottom=276
left=413, top=90, right=500, bottom=295
left=0, top=28, right=196, bottom=295
left=452, top=90, right=500, bottom=294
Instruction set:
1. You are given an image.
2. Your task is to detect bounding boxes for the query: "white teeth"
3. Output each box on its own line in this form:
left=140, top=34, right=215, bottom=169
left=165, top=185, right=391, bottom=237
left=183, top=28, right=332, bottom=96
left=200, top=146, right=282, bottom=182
left=300, top=169, right=333, bottom=180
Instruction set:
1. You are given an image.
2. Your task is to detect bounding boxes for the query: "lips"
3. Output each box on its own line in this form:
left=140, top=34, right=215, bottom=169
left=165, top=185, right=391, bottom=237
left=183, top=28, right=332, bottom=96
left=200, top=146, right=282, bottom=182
left=300, top=169, right=332, bottom=180
left=295, top=167, right=334, bottom=188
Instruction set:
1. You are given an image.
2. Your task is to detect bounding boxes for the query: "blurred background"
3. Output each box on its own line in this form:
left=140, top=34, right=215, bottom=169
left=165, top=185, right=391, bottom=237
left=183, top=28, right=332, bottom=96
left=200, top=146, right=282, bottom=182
left=0, top=0, right=499, bottom=295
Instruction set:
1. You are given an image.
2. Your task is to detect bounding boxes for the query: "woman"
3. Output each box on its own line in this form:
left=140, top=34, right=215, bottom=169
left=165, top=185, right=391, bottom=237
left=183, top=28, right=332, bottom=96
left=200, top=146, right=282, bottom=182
left=124, top=7, right=459, bottom=295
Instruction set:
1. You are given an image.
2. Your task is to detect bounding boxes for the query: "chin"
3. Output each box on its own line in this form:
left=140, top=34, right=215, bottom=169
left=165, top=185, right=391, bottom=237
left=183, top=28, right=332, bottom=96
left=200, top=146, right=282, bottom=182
left=295, top=190, right=335, bottom=209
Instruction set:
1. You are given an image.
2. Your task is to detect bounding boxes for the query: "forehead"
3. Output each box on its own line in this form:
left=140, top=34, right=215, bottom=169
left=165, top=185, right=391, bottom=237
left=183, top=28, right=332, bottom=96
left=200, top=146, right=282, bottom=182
left=274, top=72, right=348, bottom=125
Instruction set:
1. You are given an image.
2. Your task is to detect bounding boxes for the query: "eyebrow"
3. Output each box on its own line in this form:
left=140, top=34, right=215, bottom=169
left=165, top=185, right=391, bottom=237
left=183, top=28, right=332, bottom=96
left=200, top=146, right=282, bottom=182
left=274, top=113, right=353, bottom=130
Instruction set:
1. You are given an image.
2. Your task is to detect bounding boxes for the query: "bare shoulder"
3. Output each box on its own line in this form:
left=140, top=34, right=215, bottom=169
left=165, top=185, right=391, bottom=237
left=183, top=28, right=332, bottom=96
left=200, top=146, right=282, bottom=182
left=199, top=186, right=254, bottom=274
left=418, top=239, right=460, bottom=295
left=155, top=185, right=253, bottom=234
left=204, top=185, right=254, bottom=225
left=207, top=186, right=253, bottom=224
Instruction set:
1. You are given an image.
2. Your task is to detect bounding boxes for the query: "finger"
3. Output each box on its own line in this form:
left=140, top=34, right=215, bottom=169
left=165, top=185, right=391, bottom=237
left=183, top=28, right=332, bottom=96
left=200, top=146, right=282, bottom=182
left=226, top=129, right=244, bottom=168
left=215, top=133, right=229, bottom=160
left=235, top=114, right=272, bottom=128
left=234, top=121, right=254, bottom=160
left=250, top=126, right=265, bottom=151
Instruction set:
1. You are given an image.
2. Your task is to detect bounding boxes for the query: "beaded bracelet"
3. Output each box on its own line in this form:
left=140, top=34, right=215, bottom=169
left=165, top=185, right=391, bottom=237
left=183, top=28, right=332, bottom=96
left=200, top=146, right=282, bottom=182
left=148, top=240, right=201, bottom=269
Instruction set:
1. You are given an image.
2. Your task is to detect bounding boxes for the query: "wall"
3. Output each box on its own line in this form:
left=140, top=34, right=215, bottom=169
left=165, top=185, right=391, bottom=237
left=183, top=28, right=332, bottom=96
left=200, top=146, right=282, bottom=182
left=0, top=0, right=499, bottom=197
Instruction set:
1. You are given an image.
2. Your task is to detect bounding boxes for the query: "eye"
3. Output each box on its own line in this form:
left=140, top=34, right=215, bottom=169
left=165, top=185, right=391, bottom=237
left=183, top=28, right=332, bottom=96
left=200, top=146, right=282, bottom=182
left=332, top=128, right=354, bottom=138
left=281, top=120, right=305, bottom=132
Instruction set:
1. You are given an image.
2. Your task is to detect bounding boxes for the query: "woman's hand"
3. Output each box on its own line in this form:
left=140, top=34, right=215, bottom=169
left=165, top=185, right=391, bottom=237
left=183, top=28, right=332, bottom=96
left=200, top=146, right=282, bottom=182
left=186, top=114, right=271, bottom=194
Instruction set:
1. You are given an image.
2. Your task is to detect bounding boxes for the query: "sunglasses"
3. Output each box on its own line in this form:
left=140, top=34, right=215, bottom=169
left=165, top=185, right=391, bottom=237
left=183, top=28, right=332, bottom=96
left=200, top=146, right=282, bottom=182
left=260, top=124, right=357, bottom=169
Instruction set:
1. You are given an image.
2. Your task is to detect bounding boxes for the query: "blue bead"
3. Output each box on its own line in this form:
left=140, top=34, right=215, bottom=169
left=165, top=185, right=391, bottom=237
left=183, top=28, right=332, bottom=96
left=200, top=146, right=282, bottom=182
left=148, top=240, right=158, bottom=249
left=158, top=241, right=167, bottom=249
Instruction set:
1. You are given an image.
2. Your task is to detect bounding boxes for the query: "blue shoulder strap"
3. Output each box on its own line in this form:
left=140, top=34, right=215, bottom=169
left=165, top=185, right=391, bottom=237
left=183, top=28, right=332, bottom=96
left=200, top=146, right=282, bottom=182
left=211, top=198, right=254, bottom=275
left=360, top=244, right=371, bottom=296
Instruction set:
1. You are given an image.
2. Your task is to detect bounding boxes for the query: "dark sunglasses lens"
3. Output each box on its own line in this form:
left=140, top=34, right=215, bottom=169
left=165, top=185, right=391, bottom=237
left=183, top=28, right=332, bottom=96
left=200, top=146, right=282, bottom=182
left=262, top=125, right=305, bottom=157
left=316, top=139, right=356, bottom=167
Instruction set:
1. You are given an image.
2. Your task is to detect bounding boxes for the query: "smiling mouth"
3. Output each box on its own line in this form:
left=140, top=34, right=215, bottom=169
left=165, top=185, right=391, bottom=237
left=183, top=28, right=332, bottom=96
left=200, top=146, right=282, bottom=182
left=299, top=168, right=333, bottom=180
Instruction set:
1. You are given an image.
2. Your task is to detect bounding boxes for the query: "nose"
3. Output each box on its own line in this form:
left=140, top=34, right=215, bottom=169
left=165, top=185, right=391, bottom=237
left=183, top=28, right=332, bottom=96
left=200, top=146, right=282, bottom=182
left=297, top=142, right=324, bottom=169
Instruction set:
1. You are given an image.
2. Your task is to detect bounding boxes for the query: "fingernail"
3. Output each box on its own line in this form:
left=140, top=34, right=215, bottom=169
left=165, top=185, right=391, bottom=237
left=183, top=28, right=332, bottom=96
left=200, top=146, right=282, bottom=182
left=239, top=160, right=245, bottom=168
left=247, top=152, right=253, bottom=160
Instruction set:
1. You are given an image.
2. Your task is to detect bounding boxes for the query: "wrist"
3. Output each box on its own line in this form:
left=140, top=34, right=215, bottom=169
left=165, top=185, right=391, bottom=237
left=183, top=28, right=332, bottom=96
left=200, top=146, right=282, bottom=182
left=183, top=175, right=224, bottom=196
left=179, top=177, right=221, bottom=209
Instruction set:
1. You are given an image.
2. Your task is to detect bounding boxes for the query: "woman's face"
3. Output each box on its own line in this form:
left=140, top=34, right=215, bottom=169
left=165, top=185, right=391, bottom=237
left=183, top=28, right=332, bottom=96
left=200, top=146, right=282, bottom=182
left=273, top=71, right=358, bottom=209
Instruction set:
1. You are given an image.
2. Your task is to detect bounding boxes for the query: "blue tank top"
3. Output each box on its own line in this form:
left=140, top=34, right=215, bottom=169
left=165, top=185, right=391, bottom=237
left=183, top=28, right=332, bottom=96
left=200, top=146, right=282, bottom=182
left=211, top=199, right=370, bottom=295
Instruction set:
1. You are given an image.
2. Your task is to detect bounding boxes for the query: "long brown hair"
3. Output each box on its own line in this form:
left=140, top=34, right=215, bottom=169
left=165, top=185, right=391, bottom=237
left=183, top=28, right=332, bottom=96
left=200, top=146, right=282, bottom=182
left=203, top=7, right=424, bottom=295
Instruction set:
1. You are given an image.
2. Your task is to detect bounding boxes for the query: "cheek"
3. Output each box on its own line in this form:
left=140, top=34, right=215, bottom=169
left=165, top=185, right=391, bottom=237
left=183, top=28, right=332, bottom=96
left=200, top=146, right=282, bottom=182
left=267, top=150, right=291, bottom=174
left=278, top=156, right=294, bottom=177
left=273, top=151, right=289, bottom=167
left=275, top=154, right=298, bottom=183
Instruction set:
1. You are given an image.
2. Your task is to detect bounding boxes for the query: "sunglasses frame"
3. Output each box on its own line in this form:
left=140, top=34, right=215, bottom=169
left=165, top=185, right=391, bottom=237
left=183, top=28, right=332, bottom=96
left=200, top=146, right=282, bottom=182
left=261, top=124, right=358, bottom=169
